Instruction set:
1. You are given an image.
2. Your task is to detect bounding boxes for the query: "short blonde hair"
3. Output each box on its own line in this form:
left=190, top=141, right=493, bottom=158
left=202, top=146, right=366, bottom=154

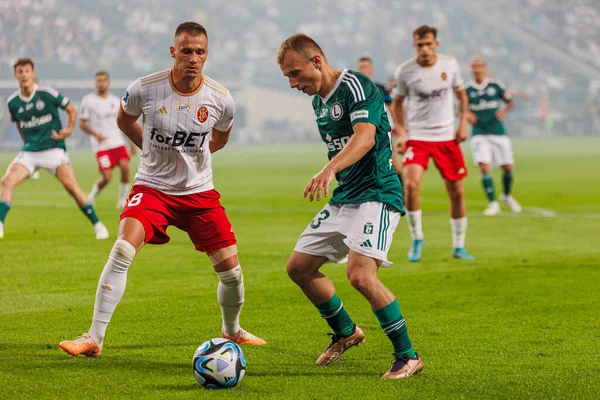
left=277, top=33, right=326, bottom=65
left=470, top=56, right=486, bottom=66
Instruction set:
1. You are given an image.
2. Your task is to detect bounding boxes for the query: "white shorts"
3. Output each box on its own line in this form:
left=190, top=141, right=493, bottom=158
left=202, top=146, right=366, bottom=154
left=10, top=148, right=70, bottom=176
left=470, top=135, right=514, bottom=167
left=294, top=201, right=401, bottom=268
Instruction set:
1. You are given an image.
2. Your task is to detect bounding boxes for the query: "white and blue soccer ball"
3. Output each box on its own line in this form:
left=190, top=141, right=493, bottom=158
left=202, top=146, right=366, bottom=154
left=192, top=338, right=246, bottom=389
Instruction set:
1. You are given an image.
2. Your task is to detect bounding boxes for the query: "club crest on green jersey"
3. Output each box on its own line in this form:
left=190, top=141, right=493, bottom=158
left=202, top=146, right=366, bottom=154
left=330, top=102, right=343, bottom=120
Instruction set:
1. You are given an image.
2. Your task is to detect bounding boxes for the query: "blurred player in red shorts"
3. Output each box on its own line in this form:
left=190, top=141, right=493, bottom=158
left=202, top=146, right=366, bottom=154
left=392, top=25, right=474, bottom=262
left=80, top=71, right=136, bottom=209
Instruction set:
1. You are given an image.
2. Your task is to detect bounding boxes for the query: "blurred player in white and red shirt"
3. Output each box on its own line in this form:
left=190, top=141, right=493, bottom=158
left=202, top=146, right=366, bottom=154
left=60, top=22, right=266, bottom=358
left=79, top=71, right=136, bottom=209
left=392, top=25, right=474, bottom=262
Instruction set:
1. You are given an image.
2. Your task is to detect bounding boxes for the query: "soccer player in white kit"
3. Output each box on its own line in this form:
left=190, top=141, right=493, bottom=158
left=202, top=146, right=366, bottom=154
left=392, top=25, right=474, bottom=262
left=79, top=71, right=136, bottom=209
left=59, top=22, right=266, bottom=357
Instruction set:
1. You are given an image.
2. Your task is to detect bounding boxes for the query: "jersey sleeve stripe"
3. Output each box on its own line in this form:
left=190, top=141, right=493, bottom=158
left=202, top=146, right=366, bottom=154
left=140, top=70, right=169, bottom=84
left=6, top=90, right=19, bottom=104
left=141, top=74, right=169, bottom=87
left=343, top=77, right=365, bottom=102
left=347, top=74, right=366, bottom=100
left=342, top=79, right=358, bottom=102
left=38, top=86, right=60, bottom=98
left=204, top=81, right=228, bottom=96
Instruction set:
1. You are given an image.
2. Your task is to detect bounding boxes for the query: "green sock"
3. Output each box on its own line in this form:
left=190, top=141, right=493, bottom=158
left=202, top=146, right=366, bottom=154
left=80, top=202, right=100, bottom=225
left=374, top=299, right=416, bottom=357
left=503, top=172, right=513, bottom=196
left=315, top=294, right=355, bottom=337
left=0, top=201, right=11, bottom=223
left=482, top=173, right=496, bottom=202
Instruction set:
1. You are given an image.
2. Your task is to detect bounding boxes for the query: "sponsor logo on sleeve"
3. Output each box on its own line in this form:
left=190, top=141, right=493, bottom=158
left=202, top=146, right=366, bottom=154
left=350, top=110, right=369, bottom=121
left=61, top=97, right=69, bottom=107
left=122, top=91, right=130, bottom=105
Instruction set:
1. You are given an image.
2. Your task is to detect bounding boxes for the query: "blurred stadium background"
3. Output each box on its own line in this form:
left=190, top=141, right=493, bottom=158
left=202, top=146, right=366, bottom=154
left=1, top=0, right=599, bottom=150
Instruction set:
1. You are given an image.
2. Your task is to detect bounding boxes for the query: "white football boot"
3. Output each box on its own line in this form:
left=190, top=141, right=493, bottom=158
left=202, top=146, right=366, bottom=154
left=483, top=201, right=501, bottom=216
left=94, top=222, right=109, bottom=240
left=500, top=194, right=522, bottom=213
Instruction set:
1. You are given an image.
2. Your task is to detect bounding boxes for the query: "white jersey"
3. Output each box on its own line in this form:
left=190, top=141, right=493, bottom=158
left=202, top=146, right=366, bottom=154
left=121, top=69, right=235, bottom=195
left=79, top=92, right=126, bottom=153
left=394, top=54, right=464, bottom=141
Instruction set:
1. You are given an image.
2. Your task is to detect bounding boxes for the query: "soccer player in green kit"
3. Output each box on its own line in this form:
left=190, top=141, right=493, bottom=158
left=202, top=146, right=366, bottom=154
left=466, top=57, right=522, bottom=215
left=1, top=58, right=108, bottom=239
left=278, top=34, right=422, bottom=379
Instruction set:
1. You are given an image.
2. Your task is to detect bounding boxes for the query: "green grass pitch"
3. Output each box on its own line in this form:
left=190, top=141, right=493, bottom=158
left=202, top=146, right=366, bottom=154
left=0, top=138, right=599, bottom=399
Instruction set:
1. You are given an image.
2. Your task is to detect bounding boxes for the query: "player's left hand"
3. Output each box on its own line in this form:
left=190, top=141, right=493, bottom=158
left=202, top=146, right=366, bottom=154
left=304, top=165, right=335, bottom=202
left=495, top=109, right=508, bottom=121
left=51, top=129, right=72, bottom=140
left=455, top=125, right=468, bottom=143
left=130, top=145, right=137, bottom=156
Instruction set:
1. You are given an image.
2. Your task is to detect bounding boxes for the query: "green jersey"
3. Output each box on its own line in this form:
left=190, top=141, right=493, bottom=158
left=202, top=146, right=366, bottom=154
left=6, top=84, right=70, bottom=152
left=466, top=78, right=511, bottom=136
left=311, top=69, right=404, bottom=214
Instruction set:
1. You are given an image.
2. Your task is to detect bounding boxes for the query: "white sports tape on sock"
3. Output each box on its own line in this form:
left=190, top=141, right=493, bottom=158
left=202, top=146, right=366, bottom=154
left=216, top=264, right=242, bottom=285
left=109, top=239, right=136, bottom=273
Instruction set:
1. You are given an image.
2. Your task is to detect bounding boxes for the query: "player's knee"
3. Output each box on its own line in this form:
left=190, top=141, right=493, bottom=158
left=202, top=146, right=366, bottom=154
left=448, top=184, right=464, bottom=201
left=347, top=270, right=372, bottom=292
left=108, top=239, right=136, bottom=273
left=216, top=265, right=243, bottom=287
left=286, top=259, right=309, bottom=283
left=1, top=174, right=13, bottom=189
left=403, top=178, right=420, bottom=194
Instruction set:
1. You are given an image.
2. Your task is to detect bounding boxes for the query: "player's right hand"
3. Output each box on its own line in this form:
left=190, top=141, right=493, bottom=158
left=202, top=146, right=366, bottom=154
left=95, top=134, right=106, bottom=143
left=304, top=166, right=334, bottom=202
left=466, top=112, right=477, bottom=125
left=396, top=135, right=408, bottom=154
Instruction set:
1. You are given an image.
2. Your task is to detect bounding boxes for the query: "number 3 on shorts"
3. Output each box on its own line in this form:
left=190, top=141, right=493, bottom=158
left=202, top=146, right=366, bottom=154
left=127, top=193, right=143, bottom=207
left=310, top=210, right=330, bottom=229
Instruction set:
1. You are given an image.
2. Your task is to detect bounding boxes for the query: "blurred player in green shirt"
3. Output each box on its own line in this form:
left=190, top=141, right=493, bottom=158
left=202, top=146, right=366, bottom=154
left=1, top=58, right=108, bottom=239
left=466, top=57, right=522, bottom=215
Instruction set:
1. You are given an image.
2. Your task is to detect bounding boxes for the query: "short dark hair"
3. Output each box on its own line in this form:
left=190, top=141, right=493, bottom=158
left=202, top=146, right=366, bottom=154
left=277, top=33, right=326, bottom=65
left=358, top=57, right=373, bottom=64
left=13, top=58, right=34, bottom=72
left=413, top=25, right=437, bottom=39
left=175, top=22, right=207, bottom=39
left=95, top=71, right=110, bottom=78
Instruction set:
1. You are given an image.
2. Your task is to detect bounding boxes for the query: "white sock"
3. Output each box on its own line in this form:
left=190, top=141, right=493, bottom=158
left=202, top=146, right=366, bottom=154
left=406, top=210, right=424, bottom=240
left=118, top=183, right=129, bottom=203
left=89, top=183, right=100, bottom=202
left=450, top=217, right=467, bottom=249
left=216, top=265, right=244, bottom=335
left=90, top=239, right=136, bottom=345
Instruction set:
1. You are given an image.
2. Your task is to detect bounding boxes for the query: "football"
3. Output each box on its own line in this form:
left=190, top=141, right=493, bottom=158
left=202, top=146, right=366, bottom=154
left=192, top=338, right=246, bottom=389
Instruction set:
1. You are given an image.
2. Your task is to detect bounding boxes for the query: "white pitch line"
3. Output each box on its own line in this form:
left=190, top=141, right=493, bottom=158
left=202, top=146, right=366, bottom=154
left=524, top=206, right=557, bottom=218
